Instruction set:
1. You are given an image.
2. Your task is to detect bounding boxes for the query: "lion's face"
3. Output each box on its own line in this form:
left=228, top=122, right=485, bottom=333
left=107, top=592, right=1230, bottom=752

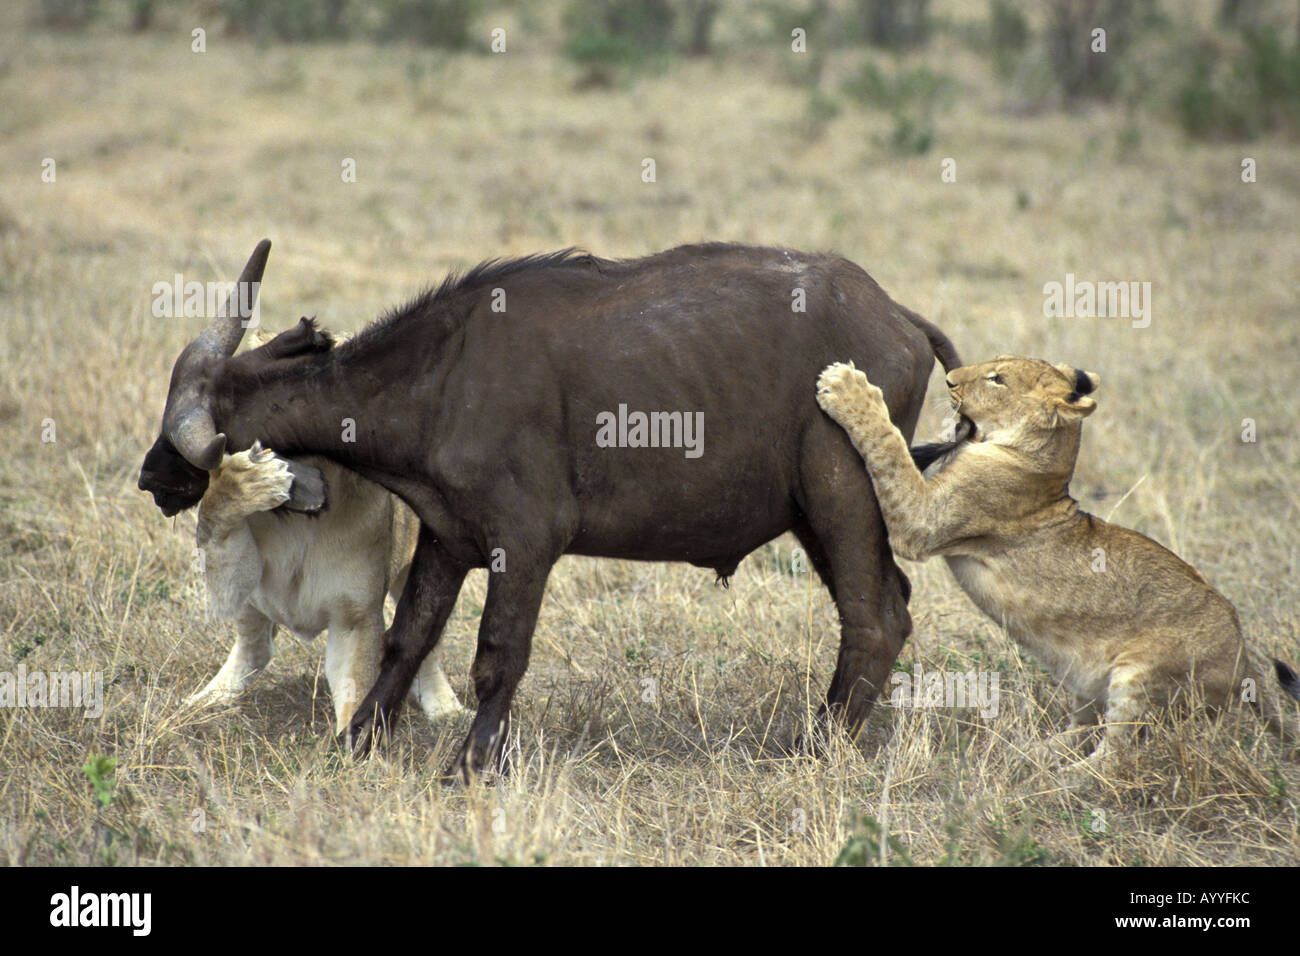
left=946, top=356, right=1100, bottom=441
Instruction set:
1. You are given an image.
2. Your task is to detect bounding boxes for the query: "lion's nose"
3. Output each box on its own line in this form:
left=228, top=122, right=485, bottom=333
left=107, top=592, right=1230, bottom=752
left=945, top=375, right=956, bottom=388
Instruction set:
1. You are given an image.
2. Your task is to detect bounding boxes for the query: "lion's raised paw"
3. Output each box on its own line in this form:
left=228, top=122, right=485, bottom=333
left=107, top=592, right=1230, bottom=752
left=816, top=361, right=884, bottom=419
left=207, top=441, right=293, bottom=515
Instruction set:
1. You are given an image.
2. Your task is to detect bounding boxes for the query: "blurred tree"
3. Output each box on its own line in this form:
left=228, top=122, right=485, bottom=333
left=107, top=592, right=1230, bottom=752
left=129, top=0, right=154, bottom=31
left=1176, top=26, right=1300, bottom=139
left=858, top=0, right=930, bottom=49
left=988, top=0, right=1030, bottom=78
left=375, top=0, right=481, bottom=47
left=323, top=0, right=347, bottom=37
left=217, top=0, right=479, bottom=46
left=1218, top=0, right=1264, bottom=27
left=1046, top=0, right=1159, bottom=101
left=564, top=0, right=683, bottom=80
left=685, top=0, right=720, bottom=55
left=30, top=0, right=99, bottom=29
left=606, top=0, right=676, bottom=50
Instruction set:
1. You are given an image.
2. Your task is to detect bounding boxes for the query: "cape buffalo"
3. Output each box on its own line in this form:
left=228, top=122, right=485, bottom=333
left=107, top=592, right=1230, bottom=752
left=139, top=239, right=964, bottom=779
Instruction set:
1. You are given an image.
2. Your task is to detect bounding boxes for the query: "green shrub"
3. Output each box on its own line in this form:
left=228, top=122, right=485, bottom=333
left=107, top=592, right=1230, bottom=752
left=1177, top=55, right=1255, bottom=139
left=218, top=0, right=477, bottom=47
left=1177, top=30, right=1300, bottom=139
left=796, top=89, right=841, bottom=140
left=220, top=0, right=345, bottom=42
left=564, top=0, right=677, bottom=72
left=843, top=59, right=952, bottom=154
left=835, top=808, right=913, bottom=866
left=375, top=0, right=480, bottom=49
left=1241, top=29, right=1300, bottom=128
left=82, top=755, right=117, bottom=808
left=888, top=113, right=933, bottom=153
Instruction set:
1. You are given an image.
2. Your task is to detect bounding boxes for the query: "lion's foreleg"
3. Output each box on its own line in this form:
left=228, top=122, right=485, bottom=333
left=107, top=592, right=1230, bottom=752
left=816, top=363, right=939, bottom=560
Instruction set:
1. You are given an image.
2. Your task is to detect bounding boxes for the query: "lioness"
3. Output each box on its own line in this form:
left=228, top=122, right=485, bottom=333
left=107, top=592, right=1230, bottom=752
left=815, top=356, right=1300, bottom=766
left=186, top=326, right=463, bottom=732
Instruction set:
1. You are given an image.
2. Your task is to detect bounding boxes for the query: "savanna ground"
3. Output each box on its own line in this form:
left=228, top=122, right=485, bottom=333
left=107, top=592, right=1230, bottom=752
left=1, top=1, right=1298, bottom=866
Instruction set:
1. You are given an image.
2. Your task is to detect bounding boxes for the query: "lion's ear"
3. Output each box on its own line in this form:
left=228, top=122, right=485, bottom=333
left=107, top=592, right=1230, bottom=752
left=1057, top=392, right=1097, bottom=420
left=1073, top=368, right=1100, bottom=394
left=1051, top=364, right=1100, bottom=421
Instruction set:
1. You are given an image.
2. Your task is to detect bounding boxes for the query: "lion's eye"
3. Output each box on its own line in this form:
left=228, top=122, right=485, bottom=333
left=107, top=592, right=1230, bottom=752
left=988, top=373, right=1004, bottom=385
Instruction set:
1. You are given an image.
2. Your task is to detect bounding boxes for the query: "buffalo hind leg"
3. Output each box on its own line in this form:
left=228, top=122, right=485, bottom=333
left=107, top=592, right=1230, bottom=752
left=345, top=526, right=468, bottom=756
left=817, top=520, right=910, bottom=750
left=797, top=433, right=913, bottom=753
left=446, top=557, right=554, bottom=783
left=791, top=517, right=837, bottom=604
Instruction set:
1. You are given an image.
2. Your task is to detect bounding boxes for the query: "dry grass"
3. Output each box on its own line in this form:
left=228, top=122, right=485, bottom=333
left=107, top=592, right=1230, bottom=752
left=1, top=4, right=1298, bottom=865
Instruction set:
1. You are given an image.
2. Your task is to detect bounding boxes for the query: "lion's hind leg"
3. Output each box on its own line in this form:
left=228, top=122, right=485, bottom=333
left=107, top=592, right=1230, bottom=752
left=1071, top=664, right=1158, bottom=771
left=1033, top=695, right=1103, bottom=765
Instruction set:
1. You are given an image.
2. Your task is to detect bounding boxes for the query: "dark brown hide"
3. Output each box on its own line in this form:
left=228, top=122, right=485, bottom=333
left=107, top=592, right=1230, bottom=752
left=140, top=241, right=962, bottom=779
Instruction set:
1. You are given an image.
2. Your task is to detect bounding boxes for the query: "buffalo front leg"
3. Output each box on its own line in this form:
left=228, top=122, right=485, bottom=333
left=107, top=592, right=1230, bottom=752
left=345, top=527, right=468, bottom=756
left=446, top=558, right=554, bottom=782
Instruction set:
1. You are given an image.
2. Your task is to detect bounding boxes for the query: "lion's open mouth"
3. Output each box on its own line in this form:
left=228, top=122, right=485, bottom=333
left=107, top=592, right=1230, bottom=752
left=953, top=413, right=976, bottom=443
left=947, top=396, right=975, bottom=443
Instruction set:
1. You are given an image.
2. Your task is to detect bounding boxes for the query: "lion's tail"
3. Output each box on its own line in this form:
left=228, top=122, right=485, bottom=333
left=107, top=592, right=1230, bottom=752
left=1248, top=657, right=1300, bottom=755
left=1275, top=660, right=1300, bottom=702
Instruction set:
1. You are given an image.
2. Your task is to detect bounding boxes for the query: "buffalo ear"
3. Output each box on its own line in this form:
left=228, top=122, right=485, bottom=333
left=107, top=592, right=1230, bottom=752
left=280, top=459, right=328, bottom=514
left=259, top=317, right=334, bottom=360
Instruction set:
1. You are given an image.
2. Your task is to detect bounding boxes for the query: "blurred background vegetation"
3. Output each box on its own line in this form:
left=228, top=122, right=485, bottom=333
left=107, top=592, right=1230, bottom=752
left=26, top=0, right=1300, bottom=147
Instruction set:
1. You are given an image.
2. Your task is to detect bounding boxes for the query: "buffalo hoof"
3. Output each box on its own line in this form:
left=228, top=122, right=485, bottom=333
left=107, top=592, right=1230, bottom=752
left=442, top=732, right=511, bottom=785
left=341, top=707, right=386, bottom=758
left=789, top=730, right=827, bottom=760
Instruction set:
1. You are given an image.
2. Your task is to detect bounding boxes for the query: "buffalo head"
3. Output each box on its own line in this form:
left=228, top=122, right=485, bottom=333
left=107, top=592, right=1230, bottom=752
left=138, top=239, right=328, bottom=516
